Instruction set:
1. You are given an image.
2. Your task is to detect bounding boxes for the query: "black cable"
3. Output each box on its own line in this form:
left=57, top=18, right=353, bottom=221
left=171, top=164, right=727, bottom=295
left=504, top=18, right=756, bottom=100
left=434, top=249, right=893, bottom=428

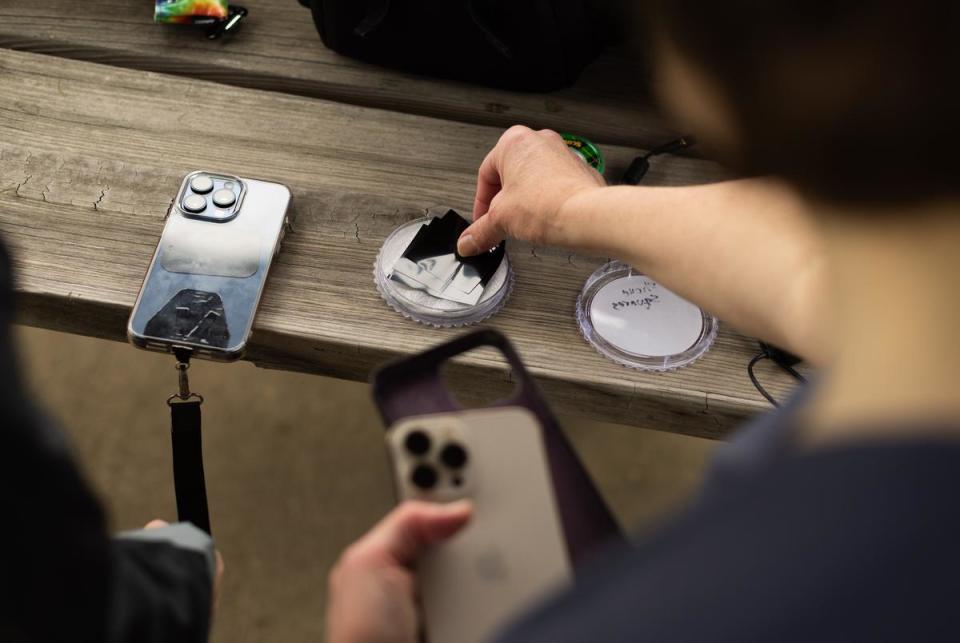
left=748, top=353, right=781, bottom=407
left=779, top=361, right=805, bottom=383
left=621, top=136, right=697, bottom=186
left=749, top=344, right=807, bottom=408
left=645, top=135, right=698, bottom=158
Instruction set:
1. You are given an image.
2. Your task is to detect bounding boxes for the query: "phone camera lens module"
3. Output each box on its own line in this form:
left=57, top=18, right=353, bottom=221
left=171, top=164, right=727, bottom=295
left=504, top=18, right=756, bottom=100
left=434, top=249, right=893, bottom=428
left=440, top=443, right=468, bottom=469
left=404, top=430, right=431, bottom=456
left=189, top=176, right=214, bottom=194
left=212, top=188, right=236, bottom=208
left=411, top=464, right=438, bottom=490
left=182, top=194, right=207, bottom=213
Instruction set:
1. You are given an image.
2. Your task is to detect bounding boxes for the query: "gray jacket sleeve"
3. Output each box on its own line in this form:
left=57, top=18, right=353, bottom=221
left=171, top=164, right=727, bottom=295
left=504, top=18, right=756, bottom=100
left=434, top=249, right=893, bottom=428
left=108, top=524, right=215, bottom=643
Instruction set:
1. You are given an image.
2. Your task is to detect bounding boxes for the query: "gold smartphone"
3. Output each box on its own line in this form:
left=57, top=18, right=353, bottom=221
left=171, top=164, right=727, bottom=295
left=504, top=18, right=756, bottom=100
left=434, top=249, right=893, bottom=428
left=386, top=407, right=572, bottom=643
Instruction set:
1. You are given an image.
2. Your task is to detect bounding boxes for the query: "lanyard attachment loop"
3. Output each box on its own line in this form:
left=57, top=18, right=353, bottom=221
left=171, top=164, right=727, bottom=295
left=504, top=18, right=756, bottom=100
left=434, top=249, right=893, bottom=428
left=165, top=348, right=212, bottom=535
left=168, top=351, right=204, bottom=405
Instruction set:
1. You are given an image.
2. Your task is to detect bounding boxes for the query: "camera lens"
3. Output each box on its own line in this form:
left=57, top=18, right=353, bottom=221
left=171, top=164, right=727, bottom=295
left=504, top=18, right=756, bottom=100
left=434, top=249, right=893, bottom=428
left=410, top=464, right=438, bottom=490
left=182, top=194, right=207, bottom=213
left=189, top=175, right=214, bottom=194
left=440, top=443, right=468, bottom=469
left=404, top=430, right=431, bottom=456
left=212, top=188, right=236, bottom=208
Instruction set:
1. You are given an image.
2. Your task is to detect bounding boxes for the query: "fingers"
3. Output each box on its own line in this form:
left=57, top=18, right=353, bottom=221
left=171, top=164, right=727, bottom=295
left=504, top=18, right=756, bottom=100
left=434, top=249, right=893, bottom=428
left=458, top=199, right=506, bottom=256
left=464, top=125, right=586, bottom=256
left=472, top=125, right=542, bottom=222
left=349, top=501, right=472, bottom=569
left=473, top=146, right=502, bottom=221
left=473, top=125, right=534, bottom=220
left=144, top=519, right=169, bottom=530
left=212, top=550, right=224, bottom=611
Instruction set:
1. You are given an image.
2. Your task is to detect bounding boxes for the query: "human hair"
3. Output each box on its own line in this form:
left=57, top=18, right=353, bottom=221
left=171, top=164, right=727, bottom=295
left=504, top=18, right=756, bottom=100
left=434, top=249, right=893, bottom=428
left=648, top=1, right=960, bottom=206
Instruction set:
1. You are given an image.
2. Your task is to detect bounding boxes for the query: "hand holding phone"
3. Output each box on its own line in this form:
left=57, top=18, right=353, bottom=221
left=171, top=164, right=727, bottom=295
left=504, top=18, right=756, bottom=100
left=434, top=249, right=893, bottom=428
left=386, top=408, right=573, bottom=643
left=329, top=331, right=621, bottom=643
left=326, top=501, right=473, bottom=643
left=373, top=329, right=623, bottom=566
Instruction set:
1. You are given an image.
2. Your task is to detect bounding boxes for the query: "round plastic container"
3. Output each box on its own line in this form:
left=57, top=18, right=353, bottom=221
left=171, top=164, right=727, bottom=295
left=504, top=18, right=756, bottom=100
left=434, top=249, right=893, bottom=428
left=375, top=215, right=513, bottom=328
left=576, top=261, right=717, bottom=371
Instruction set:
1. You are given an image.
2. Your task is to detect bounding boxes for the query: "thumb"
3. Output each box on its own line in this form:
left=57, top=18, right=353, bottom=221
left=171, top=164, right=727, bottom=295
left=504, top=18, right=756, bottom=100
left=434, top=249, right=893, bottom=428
left=144, top=519, right=170, bottom=530
left=458, top=207, right=505, bottom=257
left=365, top=500, right=473, bottom=567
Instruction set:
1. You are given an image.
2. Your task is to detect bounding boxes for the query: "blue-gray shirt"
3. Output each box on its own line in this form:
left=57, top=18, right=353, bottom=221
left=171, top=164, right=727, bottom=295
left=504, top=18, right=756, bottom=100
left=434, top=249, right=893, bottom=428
left=499, top=391, right=960, bottom=642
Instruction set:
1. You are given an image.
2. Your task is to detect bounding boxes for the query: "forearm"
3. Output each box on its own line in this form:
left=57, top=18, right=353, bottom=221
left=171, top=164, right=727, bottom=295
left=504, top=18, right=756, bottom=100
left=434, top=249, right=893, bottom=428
left=558, top=179, right=827, bottom=363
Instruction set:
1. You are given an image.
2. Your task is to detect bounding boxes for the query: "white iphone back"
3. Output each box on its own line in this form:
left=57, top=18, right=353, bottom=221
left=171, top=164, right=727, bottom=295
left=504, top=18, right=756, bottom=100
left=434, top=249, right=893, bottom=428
left=386, top=407, right=572, bottom=643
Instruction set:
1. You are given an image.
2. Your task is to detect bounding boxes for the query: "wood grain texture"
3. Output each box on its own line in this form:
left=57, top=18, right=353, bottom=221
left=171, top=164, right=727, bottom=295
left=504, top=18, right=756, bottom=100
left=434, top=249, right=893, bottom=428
left=0, top=0, right=681, bottom=149
left=0, top=49, right=798, bottom=438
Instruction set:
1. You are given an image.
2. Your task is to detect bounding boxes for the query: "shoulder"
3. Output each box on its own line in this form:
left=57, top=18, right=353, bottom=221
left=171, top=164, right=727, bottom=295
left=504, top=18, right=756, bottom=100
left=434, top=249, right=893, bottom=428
left=499, top=441, right=960, bottom=643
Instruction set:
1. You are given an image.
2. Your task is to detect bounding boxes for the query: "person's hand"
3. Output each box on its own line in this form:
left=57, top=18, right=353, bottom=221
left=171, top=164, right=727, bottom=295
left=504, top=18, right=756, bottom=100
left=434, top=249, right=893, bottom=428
left=326, top=500, right=473, bottom=643
left=457, top=125, right=606, bottom=256
left=145, top=519, right=225, bottom=611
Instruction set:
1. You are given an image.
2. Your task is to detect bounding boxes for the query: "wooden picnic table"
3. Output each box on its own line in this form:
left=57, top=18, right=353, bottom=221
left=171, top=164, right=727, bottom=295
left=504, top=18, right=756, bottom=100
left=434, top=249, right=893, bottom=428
left=0, top=0, right=799, bottom=439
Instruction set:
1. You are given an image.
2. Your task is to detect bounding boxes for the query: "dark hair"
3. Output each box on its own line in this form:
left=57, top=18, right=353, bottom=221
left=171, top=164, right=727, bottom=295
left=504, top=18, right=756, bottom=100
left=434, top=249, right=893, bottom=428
left=650, top=1, right=960, bottom=206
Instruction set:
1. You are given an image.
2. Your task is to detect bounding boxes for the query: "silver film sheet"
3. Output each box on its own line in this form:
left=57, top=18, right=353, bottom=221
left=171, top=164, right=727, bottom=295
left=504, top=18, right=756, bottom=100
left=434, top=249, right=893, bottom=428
left=389, top=217, right=490, bottom=306
left=391, top=251, right=485, bottom=306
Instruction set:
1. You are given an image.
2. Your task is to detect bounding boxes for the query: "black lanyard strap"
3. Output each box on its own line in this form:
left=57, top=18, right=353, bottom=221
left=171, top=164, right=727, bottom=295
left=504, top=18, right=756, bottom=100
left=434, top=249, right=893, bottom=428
left=167, top=353, right=212, bottom=535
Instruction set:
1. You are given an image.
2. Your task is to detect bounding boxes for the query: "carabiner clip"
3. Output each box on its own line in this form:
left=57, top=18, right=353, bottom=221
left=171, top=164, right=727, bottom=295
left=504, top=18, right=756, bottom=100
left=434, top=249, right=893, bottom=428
left=168, top=352, right=204, bottom=405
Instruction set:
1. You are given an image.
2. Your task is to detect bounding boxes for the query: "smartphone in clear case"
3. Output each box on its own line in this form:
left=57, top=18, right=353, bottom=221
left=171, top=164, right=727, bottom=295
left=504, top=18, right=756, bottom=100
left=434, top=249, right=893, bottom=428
left=386, top=408, right=572, bottom=643
left=127, top=171, right=291, bottom=360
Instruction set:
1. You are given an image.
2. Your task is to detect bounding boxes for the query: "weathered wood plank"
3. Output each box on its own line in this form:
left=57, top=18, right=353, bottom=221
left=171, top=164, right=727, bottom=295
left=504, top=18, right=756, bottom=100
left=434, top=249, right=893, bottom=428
left=0, top=0, right=680, bottom=149
left=0, top=49, right=796, bottom=438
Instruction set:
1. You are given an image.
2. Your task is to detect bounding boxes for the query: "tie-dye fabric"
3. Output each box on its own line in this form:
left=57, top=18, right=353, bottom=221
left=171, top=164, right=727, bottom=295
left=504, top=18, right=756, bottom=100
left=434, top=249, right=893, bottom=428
left=155, top=0, right=229, bottom=24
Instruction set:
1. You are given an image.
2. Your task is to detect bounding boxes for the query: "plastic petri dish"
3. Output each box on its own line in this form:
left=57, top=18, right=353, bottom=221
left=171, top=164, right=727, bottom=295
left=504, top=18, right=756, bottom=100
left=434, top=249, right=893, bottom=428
left=375, top=214, right=513, bottom=328
left=576, top=261, right=717, bottom=371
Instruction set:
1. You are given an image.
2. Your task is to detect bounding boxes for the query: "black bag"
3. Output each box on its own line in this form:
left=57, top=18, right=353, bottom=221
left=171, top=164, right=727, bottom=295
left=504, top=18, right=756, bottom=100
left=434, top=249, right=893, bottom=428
left=297, top=0, right=607, bottom=92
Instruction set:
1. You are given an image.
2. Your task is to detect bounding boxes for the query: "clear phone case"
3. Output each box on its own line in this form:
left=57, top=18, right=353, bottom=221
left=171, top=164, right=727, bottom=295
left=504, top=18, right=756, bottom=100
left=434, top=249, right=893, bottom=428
left=128, top=171, right=291, bottom=360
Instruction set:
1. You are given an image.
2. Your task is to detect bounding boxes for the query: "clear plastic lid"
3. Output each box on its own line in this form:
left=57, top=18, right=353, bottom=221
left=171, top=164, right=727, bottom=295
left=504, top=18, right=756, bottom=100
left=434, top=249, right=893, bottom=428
left=375, top=214, right=513, bottom=328
left=576, top=261, right=717, bottom=371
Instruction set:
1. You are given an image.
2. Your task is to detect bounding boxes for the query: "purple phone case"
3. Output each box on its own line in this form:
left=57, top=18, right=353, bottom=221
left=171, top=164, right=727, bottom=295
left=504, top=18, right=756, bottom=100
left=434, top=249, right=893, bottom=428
left=371, top=329, right=623, bottom=568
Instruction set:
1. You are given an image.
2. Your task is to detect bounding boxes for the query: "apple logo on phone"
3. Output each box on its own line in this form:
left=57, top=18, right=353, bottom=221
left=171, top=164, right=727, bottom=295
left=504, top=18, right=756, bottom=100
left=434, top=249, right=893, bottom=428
left=475, top=548, right=509, bottom=583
